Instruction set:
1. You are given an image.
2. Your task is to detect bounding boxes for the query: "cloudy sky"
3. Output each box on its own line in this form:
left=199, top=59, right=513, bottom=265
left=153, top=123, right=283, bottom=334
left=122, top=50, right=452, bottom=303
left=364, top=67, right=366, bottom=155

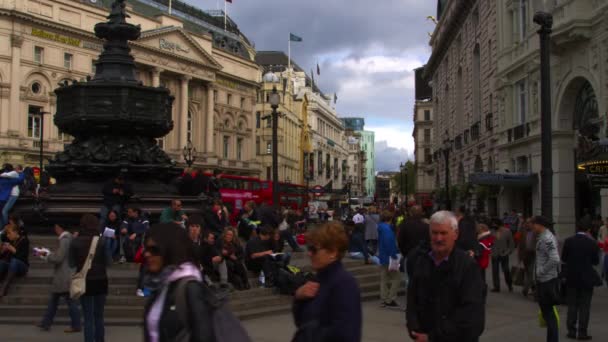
left=186, top=0, right=437, bottom=171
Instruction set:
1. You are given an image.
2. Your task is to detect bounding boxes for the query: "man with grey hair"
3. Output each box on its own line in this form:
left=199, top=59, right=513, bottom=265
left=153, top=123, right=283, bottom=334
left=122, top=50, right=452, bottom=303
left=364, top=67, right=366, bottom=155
left=406, top=210, right=485, bottom=342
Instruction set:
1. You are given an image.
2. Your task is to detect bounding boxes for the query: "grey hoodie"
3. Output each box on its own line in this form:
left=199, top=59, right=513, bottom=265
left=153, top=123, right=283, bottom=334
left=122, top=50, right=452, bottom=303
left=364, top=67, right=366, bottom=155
left=534, top=229, right=560, bottom=283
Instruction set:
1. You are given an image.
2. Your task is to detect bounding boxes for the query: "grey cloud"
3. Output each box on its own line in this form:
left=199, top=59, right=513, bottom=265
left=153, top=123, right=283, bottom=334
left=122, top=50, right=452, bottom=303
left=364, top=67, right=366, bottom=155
left=374, top=141, right=413, bottom=172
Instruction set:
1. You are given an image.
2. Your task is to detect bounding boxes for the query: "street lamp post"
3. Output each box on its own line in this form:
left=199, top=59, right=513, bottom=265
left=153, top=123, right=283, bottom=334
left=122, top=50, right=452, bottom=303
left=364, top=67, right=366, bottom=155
left=534, top=12, right=553, bottom=221
left=263, top=71, right=281, bottom=208
left=442, top=138, right=452, bottom=210
left=182, top=140, right=196, bottom=167
left=36, top=110, right=51, bottom=173
left=400, top=162, right=408, bottom=206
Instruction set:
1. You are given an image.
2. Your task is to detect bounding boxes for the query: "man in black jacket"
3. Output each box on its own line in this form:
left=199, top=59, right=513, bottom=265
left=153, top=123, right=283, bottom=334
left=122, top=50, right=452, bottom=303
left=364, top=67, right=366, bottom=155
left=100, top=175, right=133, bottom=225
left=456, top=206, right=478, bottom=257
left=406, top=210, right=485, bottom=342
left=562, top=223, right=602, bottom=340
left=398, top=205, right=430, bottom=258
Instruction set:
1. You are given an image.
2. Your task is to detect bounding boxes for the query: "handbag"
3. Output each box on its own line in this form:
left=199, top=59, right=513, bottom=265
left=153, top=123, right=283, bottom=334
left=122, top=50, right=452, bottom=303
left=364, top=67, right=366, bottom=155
left=70, top=236, right=99, bottom=299
left=511, top=264, right=525, bottom=286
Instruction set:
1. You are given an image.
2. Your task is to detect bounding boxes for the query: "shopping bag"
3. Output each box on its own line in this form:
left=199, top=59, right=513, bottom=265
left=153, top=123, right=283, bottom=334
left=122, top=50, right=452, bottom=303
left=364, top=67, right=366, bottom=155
left=388, top=255, right=402, bottom=272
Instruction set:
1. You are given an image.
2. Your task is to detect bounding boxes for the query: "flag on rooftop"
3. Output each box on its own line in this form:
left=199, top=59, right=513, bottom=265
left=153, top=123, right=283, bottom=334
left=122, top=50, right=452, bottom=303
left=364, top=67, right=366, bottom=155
left=290, top=33, right=303, bottom=42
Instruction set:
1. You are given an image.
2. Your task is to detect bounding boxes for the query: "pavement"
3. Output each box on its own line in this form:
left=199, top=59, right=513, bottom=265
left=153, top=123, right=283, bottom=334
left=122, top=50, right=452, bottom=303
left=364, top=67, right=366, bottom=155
left=0, top=285, right=606, bottom=342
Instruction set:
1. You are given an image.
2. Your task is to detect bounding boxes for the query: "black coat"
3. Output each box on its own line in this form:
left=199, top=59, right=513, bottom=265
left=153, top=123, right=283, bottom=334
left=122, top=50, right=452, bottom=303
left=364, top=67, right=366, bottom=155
left=143, top=280, right=215, bottom=342
left=398, top=218, right=430, bottom=258
left=203, top=210, right=229, bottom=236
left=69, top=235, right=111, bottom=296
left=406, top=245, right=485, bottom=342
left=561, top=233, right=601, bottom=289
left=101, top=181, right=133, bottom=208
left=292, top=261, right=362, bottom=342
left=457, top=216, right=478, bottom=254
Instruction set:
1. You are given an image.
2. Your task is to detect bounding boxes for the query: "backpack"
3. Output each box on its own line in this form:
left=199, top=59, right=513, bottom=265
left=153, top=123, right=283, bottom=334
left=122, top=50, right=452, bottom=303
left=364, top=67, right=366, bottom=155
left=175, top=277, right=252, bottom=342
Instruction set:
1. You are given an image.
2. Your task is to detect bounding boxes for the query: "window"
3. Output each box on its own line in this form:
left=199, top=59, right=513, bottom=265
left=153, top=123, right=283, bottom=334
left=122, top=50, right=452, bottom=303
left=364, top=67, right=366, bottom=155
left=31, top=82, right=41, bottom=94
left=318, top=151, right=323, bottom=175
left=34, top=46, right=44, bottom=64
left=223, top=136, right=230, bottom=159
left=237, top=138, right=243, bottom=160
left=186, top=111, right=192, bottom=142
left=473, top=45, right=481, bottom=122
left=424, top=110, right=431, bottom=121
left=472, top=8, right=479, bottom=28
left=227, top=94, right=232, bottom=105
left=240, top=97, right=245, bottom=109
left=266, top=142, right=272, bottom=154
left=256, top=137, right=260, bottom=154
left=266, top=115, right=271, bottom=128
left=91, top=60, right=97, bottom=74
left=519, top=0, right=527, bottom=41
left=425, top=148, right=432, bottom=163
left=213, top=90, right=218, bottom=103
left=256, top=112, right=261, bottom=129
left=27, top=105, right=42, bottom=138
left=64, top=53, right=73, bottom=69
left=515, top=80, right=528, bottom=125
left=266, top=167, right=271, bottom=181
left=424, top=129, right=431, bottom=142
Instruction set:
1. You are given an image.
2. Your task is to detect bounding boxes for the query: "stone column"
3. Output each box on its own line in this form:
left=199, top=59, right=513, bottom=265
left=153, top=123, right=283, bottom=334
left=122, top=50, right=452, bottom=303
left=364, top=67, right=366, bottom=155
left=179, top=76, right=191, bottom=150
left=152, top=67, right=163, bottom=87
left=7, top=34, right=23, bottom=135
left=206, top=85, right=215, bottom=153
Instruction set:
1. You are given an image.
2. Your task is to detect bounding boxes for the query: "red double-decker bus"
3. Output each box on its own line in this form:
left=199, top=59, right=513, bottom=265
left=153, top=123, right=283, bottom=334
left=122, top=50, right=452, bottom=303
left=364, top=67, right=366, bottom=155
left=258, top=181, right=308, bottom=211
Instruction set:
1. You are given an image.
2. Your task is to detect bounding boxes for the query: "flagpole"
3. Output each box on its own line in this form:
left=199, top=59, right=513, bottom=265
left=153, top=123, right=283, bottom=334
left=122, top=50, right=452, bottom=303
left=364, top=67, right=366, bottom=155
left=224, top=1, right=227, bottom=31
left=288, top=33, right=291, bottom=74
left=169, top=0, right=172, bottom=15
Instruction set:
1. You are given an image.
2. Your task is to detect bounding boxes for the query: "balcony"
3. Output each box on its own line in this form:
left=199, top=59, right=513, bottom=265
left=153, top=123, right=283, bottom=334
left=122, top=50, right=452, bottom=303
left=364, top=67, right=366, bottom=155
left=508, top=123, right=531, bottom=142
left=471, top=122, right=480, bottom=141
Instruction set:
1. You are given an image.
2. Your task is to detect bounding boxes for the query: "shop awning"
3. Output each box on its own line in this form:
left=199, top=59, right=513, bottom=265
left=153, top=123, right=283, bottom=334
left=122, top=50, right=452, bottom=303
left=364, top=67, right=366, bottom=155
left=469, top=172, right=537, bottom=187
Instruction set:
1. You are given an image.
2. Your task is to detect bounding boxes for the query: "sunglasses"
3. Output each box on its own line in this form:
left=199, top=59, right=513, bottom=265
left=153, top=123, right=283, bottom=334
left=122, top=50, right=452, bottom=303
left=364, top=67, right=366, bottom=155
left=145, top=245, right=161, bottom=256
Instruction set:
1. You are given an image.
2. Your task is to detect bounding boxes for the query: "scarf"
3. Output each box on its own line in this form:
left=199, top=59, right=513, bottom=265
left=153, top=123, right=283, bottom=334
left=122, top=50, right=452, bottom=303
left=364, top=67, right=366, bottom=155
left=146, top=262, right=202, bottom=342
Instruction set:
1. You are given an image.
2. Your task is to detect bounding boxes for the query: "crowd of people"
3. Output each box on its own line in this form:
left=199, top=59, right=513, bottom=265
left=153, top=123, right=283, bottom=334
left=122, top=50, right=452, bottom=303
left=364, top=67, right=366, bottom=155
left=2, top=165, right=608, bottom=341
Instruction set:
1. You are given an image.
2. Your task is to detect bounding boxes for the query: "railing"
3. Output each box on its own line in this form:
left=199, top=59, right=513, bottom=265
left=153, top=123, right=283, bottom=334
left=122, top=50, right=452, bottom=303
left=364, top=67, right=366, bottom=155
left=508, top=123, right=531, bottom=142
left=33, top=141, right=49, bottom=149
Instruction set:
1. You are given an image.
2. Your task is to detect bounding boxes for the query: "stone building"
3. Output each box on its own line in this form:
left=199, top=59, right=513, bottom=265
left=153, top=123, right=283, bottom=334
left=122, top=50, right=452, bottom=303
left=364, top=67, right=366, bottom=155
left=412, top=66, right=435, bottom=205
left=254, top=51, right=305, bottom=184
left=0, top=0, right=260, bottom=175
left=425, top=0, right=498, bottom=214
left=340, top=117, right=375, bottom=198
left=493, top=0, right=608, bottom=236
left=343, top=129, right=366, bottom=197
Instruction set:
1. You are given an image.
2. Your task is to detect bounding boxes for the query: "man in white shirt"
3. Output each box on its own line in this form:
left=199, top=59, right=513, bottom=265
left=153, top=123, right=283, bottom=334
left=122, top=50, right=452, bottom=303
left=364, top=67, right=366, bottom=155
left=353, top=210, right=365, bottom=225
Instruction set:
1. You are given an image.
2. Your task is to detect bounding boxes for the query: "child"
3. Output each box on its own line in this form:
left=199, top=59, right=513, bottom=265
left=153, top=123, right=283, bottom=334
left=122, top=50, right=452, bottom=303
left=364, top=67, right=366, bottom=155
left=477, top=223, right=495, bottom=284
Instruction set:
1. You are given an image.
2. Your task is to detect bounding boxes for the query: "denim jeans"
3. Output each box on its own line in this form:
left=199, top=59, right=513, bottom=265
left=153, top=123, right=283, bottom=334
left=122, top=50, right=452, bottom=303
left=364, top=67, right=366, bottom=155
left=41, top=292, right=81, bottom=329
left=0, top=258, right=29, bottom=276
left=539, top=302, right=559, bottom=342
left=350, top=232, right=369, bottom=261
left=279, top=230, right=301, bottom=251
left=80, top=294, right=106, bottom=342
left=1, top=195, right=18, bottom=228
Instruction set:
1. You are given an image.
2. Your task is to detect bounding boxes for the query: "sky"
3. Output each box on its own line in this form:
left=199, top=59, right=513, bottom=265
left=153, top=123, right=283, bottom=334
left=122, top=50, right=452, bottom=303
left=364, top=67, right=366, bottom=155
left=185, top=0, right=437, bottom=171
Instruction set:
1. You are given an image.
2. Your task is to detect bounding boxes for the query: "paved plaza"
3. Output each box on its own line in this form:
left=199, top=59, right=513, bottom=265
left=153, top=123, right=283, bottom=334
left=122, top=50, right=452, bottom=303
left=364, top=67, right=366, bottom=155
left=0, top=286, right=606, bottom=342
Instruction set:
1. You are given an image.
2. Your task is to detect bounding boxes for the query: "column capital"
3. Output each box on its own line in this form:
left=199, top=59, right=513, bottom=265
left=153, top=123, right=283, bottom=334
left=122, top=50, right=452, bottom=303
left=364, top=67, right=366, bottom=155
left=152, top=67, right=164, bottom=74
left=180, top=75, right=192, bottom=82
left=10, top=34, right=23, bottom=48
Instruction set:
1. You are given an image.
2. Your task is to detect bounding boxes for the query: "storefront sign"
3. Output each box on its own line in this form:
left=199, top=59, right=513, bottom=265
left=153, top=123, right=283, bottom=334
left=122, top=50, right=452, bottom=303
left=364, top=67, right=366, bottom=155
left=589, top=175, right=608, bottom=188
left=159, top=38, right=190, bottom=54
left=32, top=28, right=81, bottom=47
left=469, top=172, right=537, bottom=187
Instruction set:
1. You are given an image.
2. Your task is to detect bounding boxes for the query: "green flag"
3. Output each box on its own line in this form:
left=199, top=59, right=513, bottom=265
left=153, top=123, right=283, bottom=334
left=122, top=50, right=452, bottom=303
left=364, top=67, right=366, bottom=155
left=290, top=33, right=303, bottom=42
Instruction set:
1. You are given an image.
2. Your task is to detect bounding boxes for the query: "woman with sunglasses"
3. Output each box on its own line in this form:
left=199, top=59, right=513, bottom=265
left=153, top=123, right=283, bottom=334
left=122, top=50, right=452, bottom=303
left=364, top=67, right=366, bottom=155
left=143, top=223, right=214, bottom=342
left=292, top=221, right=362, bottom=342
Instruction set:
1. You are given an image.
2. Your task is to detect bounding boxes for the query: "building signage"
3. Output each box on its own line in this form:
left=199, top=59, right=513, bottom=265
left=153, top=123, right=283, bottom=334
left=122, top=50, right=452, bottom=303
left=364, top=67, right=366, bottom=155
left=159, top=38, right=190, bottom=54
left=82, top=41, right=103, bottom=52
left=469, top=172, right=537, bottom=187
left=32, top=28, right=81, bottom=47
left=216, top=78, right=248, bottom=92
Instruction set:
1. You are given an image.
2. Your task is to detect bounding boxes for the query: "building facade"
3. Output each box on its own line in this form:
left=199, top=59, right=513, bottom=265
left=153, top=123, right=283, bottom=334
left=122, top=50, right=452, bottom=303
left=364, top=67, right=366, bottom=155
left=343, top=129, right=366, bottom=197
left=494, top=0, right=608, bottom=236
left=0, top=0, right=260, bottom=175
left=425, top=0, right=498, bottom=214
left=359, top=130, right=375, bottom=198
left=254, top=51, right=304, bottom=184
left=412, top=66, right=435, bottom=204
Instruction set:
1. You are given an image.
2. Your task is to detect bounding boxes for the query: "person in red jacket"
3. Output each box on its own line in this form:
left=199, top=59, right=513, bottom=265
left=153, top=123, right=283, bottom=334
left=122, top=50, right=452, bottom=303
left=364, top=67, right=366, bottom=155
left=599, top=237, right=608, bottom=287
left=476, top=223, right=495, bottom=285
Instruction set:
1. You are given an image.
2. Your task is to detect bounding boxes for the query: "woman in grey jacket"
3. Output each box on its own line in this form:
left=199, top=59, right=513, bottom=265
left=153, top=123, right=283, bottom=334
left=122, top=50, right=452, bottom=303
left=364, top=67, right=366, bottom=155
left=530, top=216, right=561, bottom=342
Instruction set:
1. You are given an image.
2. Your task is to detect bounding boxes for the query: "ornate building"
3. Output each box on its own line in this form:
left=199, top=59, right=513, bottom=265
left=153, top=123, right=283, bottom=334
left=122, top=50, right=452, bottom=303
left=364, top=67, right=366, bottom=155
left=412, top=66, right=434, bottom=205
left=494, top=0, right=608, bottom=236
left=254, top=51, right=304, bottom=184
left=0, top=0, right=260, bottom=175
left=425, top=0, right=498, bottom=214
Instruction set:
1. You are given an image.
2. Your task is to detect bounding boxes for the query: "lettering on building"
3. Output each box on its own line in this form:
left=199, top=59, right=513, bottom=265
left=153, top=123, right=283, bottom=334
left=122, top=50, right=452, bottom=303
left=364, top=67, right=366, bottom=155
left=159, top=38, right=190, bottom=54
left=216, top=78, right=248, bottom=92
left=82, top=41, right=103, bottom=52
left=32, top=28, right=81, bottom=47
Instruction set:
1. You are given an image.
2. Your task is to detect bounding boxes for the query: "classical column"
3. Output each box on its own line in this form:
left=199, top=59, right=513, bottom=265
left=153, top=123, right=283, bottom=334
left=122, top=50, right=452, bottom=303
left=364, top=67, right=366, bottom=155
left=179, top=76, right=191, bottom=150
left=7, top=34, right=23, bottom=135
left=205, top=85, right=215, bottom=153
left=151, top=67, right=163, bottom=87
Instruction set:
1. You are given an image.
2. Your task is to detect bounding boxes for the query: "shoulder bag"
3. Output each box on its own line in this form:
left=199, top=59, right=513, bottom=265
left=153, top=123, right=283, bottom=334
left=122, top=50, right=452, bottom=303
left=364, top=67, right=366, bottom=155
left=70, top=236, right=99, bottom=299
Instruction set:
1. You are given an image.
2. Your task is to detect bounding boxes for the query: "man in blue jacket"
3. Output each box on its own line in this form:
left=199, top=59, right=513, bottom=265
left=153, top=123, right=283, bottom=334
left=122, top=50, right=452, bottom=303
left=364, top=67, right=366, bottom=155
left=0, top=164, right=25, bottom=230
left=378, top=210, right=400, bottom=308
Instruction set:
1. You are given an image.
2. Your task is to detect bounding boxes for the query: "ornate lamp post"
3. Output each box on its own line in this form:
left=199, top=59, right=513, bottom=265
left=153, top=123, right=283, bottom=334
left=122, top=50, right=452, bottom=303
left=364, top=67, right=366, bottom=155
left=35, top=109, right=51, bottom=173
left=442, top=137, right=453, bottom=210
left=182, top=140, right=196, bottom=167
left=534, top=11, right=554, bottom=221
left=263, top=70, right=281, bottom=208
left=400, top=162, right=408, bottom=206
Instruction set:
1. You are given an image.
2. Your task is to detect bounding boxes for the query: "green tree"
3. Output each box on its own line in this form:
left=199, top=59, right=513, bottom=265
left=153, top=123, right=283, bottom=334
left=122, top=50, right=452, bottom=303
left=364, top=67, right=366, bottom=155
left=392, top=160, right=416, bottom=197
